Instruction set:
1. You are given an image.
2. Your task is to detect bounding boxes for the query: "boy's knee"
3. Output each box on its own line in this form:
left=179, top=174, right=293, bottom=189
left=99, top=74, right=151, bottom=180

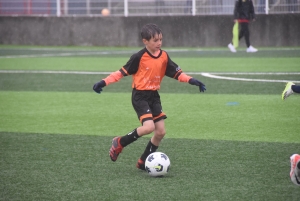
left=155, top=129, right=166, bottom=138
left=143, top=123, right=155, bottom=134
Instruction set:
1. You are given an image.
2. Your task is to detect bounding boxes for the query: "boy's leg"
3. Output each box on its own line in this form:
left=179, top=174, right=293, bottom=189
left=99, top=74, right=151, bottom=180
left=110, top=90, right=156, bottom=162
left=109, top=137, right=124, bottom=162
left=109, top=121, right=155, bottom=162
left=137, top=119, right=166, bottom=170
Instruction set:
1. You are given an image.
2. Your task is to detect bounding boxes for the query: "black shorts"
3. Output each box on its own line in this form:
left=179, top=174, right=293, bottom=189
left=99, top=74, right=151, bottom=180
left=131, top=89, right=167, bottom=123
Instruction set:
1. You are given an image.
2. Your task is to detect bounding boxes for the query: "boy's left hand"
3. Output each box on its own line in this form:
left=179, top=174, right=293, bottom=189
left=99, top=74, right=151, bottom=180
left=188, top=78, right=206, bottom=92
left=93, top=80, right=106, bottom=94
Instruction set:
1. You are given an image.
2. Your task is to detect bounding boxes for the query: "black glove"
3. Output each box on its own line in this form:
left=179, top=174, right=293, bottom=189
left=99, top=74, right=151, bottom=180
left=189, top=78, right=206, bottom=92
left=93, top=80, right=106, bottom=94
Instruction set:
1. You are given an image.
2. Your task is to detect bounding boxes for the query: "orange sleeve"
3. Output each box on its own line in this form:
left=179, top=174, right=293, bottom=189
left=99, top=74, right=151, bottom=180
left=103, top=70, right=124, bottom=86
left=177, top=73, right=192, bottom=83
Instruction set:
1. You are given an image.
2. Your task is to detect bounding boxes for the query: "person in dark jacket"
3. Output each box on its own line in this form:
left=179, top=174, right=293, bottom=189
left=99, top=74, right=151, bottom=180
left=228, top=0, right=258, bottom=53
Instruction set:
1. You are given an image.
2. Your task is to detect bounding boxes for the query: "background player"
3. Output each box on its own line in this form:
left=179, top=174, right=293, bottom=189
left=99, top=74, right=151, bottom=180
left=228, top=0, right=258, bottom=53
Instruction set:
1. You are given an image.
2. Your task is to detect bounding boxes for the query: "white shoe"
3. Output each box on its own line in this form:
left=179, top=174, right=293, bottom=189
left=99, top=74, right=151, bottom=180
left=290, top=154, right=300, bottom=186
left=282, top=82, right=295, bottom=100
left=227, top=43, right=236, bottom=53
left=246, top=46, right=258, bottom=53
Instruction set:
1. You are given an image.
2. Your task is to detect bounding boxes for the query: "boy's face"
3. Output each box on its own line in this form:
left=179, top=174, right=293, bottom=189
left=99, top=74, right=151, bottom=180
left=143, top=33, right=162, bottom=53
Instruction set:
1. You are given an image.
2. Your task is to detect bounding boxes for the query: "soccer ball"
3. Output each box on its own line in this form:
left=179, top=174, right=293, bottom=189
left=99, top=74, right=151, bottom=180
left=145, top=152, right=170, bottom=177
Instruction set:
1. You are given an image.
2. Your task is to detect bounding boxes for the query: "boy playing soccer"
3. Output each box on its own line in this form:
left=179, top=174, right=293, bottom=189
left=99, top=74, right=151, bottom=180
left=93, top=23, right=206, bottom=170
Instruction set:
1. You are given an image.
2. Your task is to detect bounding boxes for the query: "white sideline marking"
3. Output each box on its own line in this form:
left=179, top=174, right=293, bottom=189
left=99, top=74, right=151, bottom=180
left=0, top=49, right=191, bottom=59
left=201, top=73, right=300, bottom=83
left=0, top=70, right=299, bottom=83
left=190, top=72, right=300, bottom=75
left=0, top=51, right=133, bottom=59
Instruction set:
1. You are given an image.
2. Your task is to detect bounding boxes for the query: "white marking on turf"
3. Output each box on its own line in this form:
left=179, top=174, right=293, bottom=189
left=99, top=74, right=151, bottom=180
left=201, top=73, right=300, bottom=83
left=190, top=72, right=300, bottom=75
left=0, top=51, right=133, bottom=58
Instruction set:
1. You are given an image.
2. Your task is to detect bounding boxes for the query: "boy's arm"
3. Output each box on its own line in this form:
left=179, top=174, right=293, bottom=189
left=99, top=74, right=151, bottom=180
left=93, top=70, right=124, bottom=94
left=164, top=53, right=206, bottom=93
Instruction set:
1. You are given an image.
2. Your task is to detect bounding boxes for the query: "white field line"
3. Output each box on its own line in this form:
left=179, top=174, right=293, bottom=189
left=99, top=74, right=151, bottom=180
left=0, top=49, right=190, bottom=58
left=0, top=51, right=133, bottom=59
left=183, top=72, right=300, bottom=75
left=201, top=73, right=300, bottom=83
left=0, top=70, right=299, bottom=83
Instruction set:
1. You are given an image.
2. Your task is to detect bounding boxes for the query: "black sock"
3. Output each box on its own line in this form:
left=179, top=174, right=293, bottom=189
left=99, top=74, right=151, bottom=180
left=119, top=129, right=139, bottom=147
left=140, top=140, right=158, bottom=161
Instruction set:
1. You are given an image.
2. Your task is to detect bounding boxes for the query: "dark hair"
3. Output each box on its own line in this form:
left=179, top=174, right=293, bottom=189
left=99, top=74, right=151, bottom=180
left=140, top=24, right=162, bottom=41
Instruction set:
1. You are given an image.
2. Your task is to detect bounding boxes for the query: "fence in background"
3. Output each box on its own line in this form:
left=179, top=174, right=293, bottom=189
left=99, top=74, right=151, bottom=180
left=0, top=0, right=299, bottom=16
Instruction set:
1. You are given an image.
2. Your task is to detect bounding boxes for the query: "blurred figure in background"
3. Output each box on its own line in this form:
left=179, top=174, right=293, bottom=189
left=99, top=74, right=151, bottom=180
left=228, top=0, right=258, bottom=53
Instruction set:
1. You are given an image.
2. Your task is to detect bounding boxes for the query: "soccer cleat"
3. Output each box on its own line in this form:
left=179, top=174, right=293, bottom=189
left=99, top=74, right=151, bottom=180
left=290, top=154, right=300, bottom=186
left=228, top=43, right=237, bottom=53
left=246, top=46, right=258, bottom=53
left=109, top=137, right=123, bottom=162
left=136, top=158, right=146, bottom=171
left=282, top=82, right=295, bottom=100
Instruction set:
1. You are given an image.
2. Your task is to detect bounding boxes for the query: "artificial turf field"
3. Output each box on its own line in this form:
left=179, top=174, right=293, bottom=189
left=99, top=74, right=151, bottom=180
left=0, top=46, right=300, bottom=200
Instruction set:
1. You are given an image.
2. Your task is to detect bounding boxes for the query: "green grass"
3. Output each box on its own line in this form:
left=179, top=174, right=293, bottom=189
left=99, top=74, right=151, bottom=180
left=0, top=57, right=299, bottom=72
left=0, top=92, right=299, bottom=143
left=1, top=73, right=299, bottom=94
left=1, top=46, right=300, bottom=72
left=0, top=46, right=300, bottom=201
left=1, top=133, right=299, bottom=200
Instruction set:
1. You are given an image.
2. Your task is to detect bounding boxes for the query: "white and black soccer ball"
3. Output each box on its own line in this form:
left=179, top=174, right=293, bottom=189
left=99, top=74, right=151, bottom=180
left=145, top=152, right=170, bottom=177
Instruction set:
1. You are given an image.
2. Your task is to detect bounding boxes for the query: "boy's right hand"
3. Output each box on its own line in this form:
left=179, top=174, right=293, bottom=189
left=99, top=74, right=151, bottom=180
left=189, top=78, right=206, bottom=92
left=93, top=80, right=106, bottom=94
